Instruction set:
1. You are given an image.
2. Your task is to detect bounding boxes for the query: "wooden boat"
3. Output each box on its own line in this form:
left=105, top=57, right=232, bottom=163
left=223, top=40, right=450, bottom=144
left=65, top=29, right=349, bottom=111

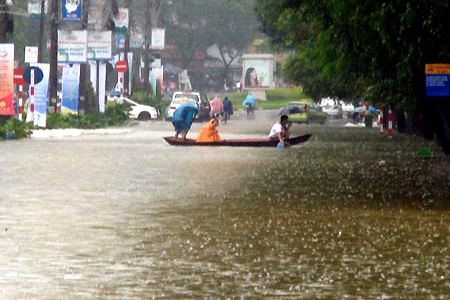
left=163, top=134, right=312, bottom=147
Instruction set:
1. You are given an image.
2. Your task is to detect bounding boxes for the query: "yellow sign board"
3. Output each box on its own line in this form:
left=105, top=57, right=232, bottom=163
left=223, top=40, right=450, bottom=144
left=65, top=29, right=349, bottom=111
left=425, top=64, right=450, bottom=74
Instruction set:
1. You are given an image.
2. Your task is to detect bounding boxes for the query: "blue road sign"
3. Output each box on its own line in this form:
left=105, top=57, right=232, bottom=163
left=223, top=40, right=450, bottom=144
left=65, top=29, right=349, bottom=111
left=23, top=66, right=44, bottom=85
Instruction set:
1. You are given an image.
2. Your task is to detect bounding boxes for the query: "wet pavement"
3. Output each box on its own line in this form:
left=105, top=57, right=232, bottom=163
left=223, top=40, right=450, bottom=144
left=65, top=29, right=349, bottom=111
left=1, top=110, right=449, bottom=299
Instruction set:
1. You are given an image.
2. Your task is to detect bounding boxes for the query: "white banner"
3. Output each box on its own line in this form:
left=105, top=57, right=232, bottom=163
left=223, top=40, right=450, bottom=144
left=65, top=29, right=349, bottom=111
left=28, top=1, right=48, bottom=14
left=89, top=62, right=107, bottom=113
left=58, top=30, right=88, bottom=63
left=151, top=28, right=165, bottom=50
left=87, top=31, right=112, bottom=60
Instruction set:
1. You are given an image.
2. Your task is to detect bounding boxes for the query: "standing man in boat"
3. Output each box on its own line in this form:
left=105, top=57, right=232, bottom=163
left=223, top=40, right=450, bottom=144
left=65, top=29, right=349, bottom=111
left=172, top=103, right=199, bottom=141
left=269, top=115, right=292, bottom=145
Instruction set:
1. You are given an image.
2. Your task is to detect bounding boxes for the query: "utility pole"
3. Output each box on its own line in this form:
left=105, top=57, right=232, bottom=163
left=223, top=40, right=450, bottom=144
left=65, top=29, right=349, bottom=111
left=49, top=0, right=59, bottom=113
left=79, top=0, right=89, bottom=115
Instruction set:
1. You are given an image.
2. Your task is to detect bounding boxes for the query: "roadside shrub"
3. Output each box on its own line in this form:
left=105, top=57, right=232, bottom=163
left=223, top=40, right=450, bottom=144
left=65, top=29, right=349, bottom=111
left=1, top=118, right=33, bottom=139
left=105, top=102, right=130, bottom=125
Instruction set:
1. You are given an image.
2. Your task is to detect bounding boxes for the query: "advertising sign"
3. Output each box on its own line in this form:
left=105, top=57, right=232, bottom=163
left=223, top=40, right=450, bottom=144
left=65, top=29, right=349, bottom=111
left=113, top=8, right=129, bottom=31
left=58, top=30, right=88, bottom=63
left=87, top=31, right=112, bottom=60
left=426, top=64, right=450, bottom=97
left=0, top=44, right=14, bottom=115
left=28, top=63, right=50, bottom=127
left=151, top=28, right=165, bottom=50
left=242, top=54, right=275, bottom=90
left=62, top=0, right=82, bottom=21
left=61, top=64, right=80, bottom=114
left=25, top=46, right=39, bottom=63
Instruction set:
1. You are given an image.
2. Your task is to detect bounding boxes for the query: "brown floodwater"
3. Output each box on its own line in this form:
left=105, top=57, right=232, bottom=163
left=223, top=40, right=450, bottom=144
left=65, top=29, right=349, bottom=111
left=0, top=110, right=449, bottom=299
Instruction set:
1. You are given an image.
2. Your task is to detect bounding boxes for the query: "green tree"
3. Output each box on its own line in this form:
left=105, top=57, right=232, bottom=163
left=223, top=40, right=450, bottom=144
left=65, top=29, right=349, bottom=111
left=256, top=0, right=450, bottom=154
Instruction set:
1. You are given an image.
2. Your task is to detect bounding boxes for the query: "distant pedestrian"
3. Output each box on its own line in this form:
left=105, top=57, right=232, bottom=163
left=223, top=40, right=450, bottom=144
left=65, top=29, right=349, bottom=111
left=210, top=95, right=224, bottom=118
left=172, top=103, right=199, bottom=141
left=222, top=97, right=233, bottom=123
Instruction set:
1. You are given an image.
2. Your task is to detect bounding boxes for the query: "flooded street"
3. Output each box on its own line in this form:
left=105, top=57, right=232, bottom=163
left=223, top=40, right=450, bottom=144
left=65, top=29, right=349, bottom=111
left=1, top=110, right=449, bottom=299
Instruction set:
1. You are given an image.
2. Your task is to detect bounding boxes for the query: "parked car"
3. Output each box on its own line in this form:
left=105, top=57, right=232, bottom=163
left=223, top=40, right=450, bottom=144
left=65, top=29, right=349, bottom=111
left=165, top=91, right=211, bottom=121
left=284, top=100, right=327, bottom=124
left=111, top=97, right=158, bottom=121
left=342, top=101, right=366, bottom=118
left=322, top=104, right=343, bottom=118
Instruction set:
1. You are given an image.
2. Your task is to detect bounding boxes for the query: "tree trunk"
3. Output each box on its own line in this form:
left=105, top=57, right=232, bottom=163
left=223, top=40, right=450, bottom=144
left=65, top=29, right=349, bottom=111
left=49, top=0, right=58, bottom=113
left=432, top=97, right=450, bottom=155
left=0, top=0, right=6, bottom=42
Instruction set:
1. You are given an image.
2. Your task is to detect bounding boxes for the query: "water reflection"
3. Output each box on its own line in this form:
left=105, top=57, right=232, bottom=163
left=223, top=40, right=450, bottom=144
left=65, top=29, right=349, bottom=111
left=0, top=112, right=449, bottom=298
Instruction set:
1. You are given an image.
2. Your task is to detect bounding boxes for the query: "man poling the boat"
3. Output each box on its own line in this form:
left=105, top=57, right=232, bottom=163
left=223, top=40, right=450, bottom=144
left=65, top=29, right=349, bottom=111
left=196, top=116, right=221, bottom=142
left=269, top=115, right=292, bottom=146
left=172, top=102, right=199, bottom=141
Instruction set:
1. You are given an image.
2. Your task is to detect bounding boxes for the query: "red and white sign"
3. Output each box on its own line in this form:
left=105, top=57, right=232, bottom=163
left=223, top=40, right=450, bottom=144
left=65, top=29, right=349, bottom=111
left=14, top=68, right=27, bottom=86
left=115, top=60, right=128, bottom=73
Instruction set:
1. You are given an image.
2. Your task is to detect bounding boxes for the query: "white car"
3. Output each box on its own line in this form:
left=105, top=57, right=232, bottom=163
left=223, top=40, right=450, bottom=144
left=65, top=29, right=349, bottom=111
left=342, top=102, right=366, bottom=118
left=166, top=91, right=211, bottom=121
left=111, top=97, right=158, bottom=121
left=322, top=104, right=343, bottom=118
left=319, top=97, right=343, bottom=118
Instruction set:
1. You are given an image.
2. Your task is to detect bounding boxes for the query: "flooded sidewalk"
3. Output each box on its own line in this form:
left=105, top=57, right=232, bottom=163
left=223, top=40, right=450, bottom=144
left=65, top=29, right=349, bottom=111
left=1, top=111, right=449, bottom=299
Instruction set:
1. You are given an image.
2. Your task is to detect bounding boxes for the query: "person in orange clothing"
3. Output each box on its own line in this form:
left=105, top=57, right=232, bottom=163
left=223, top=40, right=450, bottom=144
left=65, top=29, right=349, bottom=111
left=196, top=116, right=221, bottom=142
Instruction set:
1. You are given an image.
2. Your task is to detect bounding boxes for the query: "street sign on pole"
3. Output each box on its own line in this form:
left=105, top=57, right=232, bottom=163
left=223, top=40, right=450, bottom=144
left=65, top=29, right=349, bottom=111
left=23, top=66, right=44, bottom=85
left=115, top=60, right=128, bottom=72
left=14, top=68, right=27, bottom=85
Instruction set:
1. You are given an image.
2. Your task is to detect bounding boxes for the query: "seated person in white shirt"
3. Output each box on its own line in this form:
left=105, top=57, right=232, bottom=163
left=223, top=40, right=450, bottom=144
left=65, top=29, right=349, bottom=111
left=269, top=115, right=292, bottom=143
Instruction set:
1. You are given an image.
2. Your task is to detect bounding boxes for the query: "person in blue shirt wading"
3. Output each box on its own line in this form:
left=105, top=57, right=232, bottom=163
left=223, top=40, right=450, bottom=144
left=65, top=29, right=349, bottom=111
left=172, top=103, right=199, bottom=140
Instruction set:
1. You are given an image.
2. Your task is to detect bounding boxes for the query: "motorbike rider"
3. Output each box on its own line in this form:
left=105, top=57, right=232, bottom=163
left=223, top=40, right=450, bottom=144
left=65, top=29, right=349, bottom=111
left=242, top=92, right=256, bottom=115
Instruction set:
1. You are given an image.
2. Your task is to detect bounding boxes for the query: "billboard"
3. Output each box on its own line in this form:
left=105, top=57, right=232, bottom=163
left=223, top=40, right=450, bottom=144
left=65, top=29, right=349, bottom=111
left=87, top=31, right=112, bottom=60
left=242, top=54, right=275, bottom=90
left=58, top=30, right=88, bottom=63
left=25, top=46, right=39, bottom=63
left=0, top=44, right=14, bottom=116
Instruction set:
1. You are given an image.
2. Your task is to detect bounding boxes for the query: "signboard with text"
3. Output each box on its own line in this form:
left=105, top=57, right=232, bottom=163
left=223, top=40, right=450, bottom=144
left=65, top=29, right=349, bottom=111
left=426, top=64, right=450, bottom=97
left=87, top=31, right=112, bottom=60
left=0, top=44, right=14, bottom=115
left=58, top=30, right=88, bottom=63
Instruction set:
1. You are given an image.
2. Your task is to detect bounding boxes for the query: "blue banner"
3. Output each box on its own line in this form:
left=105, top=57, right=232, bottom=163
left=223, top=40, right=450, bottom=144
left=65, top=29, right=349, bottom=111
left=29, top=63, right=50, bottom=128
left=62, top=0, right=82, bottom=21
left=61, top=64, right=80, bottom=114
